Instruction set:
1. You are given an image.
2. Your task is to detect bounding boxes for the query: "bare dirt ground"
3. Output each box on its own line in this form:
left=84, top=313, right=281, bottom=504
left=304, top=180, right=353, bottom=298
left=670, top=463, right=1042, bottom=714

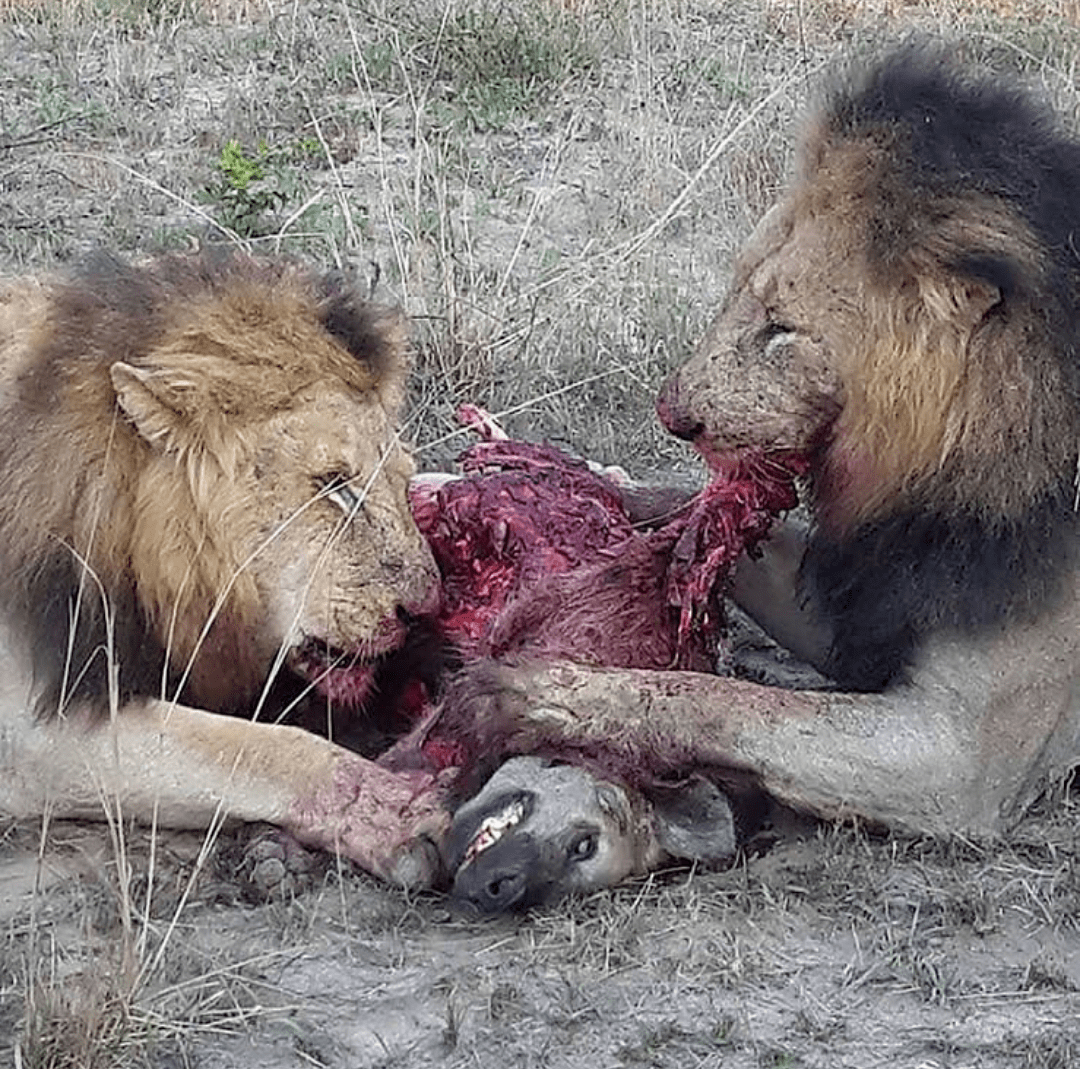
left=1, top=1, right=1079, bottom=1066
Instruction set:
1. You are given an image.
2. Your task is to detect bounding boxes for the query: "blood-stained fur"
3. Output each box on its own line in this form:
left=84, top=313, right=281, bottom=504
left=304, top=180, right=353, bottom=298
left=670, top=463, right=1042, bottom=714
left=0, top=251, right=447, bottom=886
left=660, top=47, right=1080, bottom=694
left=442, top=46, right=1080, bottom=847
left=389, top=417, right=785, bottom=910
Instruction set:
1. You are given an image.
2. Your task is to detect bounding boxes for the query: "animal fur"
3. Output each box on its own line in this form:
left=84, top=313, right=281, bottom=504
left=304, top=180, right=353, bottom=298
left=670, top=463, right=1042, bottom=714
left=409, top=435, right=798, bottom=674
left=795, top=50, right=1080, bottom=690
left=657, top=45, right=1080, bottom=690
left=0, top=251, right=448, bottom=886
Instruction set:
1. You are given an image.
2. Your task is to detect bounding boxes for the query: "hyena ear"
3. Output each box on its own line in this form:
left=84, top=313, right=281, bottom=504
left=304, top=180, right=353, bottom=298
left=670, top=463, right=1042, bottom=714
left=644, top=776, right=738, bottom=864
left=110, top=361, right=194, bottom=453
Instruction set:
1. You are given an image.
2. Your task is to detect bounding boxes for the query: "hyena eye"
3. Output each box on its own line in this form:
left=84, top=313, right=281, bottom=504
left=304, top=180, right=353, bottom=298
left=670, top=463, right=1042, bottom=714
left=318, top=474, right=363, bottom=516
left=568, top=832, right=598, bottom=863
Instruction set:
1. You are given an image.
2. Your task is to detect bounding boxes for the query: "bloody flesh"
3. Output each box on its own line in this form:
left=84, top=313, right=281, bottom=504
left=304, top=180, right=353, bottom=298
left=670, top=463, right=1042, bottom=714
left=410, top=413, right=805, bottom=673
left=409, top=439, right=638, bottom=652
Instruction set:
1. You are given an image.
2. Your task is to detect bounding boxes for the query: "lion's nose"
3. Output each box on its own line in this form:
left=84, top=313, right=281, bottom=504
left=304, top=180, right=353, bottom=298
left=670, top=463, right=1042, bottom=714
left=399, top=570, right=442, bottom=620
left=656, top=379, right=704, bottom=441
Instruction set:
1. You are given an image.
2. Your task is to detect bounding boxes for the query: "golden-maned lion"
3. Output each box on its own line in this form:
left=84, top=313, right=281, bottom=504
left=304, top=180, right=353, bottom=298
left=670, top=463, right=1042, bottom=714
left=440, top=46, right=1080, bottom=867
left=0, top=250, right=447, bottom=886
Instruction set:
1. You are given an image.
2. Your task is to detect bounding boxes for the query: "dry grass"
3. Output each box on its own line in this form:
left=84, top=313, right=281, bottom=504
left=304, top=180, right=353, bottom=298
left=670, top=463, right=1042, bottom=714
left=4, top=800, right=1078, bottom=1065
left=2, top=1, right=1080, bottom=1066
left=0, top=0, right=274, bottom=18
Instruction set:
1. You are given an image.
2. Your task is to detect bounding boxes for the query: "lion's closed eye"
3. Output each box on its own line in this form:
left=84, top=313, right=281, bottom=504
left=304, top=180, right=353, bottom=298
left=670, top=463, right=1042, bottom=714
left=318, top=473, right=365, bottom=517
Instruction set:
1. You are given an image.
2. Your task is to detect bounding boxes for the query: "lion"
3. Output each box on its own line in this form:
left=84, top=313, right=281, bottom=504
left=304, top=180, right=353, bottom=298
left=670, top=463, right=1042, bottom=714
left=0, top=250, right=448, bottom=886
left=438, top=45, right=1080, bottom=892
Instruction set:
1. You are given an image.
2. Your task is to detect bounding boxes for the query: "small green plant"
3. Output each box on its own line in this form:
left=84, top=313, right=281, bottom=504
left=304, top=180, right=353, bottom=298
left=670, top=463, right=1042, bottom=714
left=219, top=139, right=267, bottom=189
left=203, top=139, right=287, bottom=237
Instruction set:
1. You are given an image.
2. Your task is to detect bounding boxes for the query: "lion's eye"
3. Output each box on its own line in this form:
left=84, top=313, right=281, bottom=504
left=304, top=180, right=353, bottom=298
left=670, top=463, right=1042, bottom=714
left=319, top=475, right=363, bottom=516
left=761, top=319, right=798, bottom=360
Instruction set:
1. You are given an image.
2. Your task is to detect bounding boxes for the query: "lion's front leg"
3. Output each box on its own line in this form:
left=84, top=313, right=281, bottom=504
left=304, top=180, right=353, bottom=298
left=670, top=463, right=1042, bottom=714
left=446, top=659, right=999, bottom=837
left=2, top=699, right=451, bottom=888
left=447, top=658, right=825, bottom=771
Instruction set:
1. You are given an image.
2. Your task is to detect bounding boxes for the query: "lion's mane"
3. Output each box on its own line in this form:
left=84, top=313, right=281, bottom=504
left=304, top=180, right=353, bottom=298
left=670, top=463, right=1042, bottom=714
left=796, top=48, right=1080, bottom=690
left=0, top=251, right=405, bottom=719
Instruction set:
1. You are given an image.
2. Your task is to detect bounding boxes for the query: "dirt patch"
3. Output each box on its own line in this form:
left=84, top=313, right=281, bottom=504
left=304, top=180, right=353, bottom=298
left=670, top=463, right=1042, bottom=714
left=4, top=805, right=1078, bottom=1067
left=2, top=2, right=1080, bottom=1066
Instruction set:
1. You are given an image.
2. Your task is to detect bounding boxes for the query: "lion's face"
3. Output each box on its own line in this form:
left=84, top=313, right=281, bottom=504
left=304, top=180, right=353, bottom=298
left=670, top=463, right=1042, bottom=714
left=657, top=198, right=850, bottom=473
left=120, top=372, right=439, bottom=708
left=242, top=383, right=439, bottom=696
left=658, top=124, right=1041, bottom=528
left=105, top=270, right=441, bottom=712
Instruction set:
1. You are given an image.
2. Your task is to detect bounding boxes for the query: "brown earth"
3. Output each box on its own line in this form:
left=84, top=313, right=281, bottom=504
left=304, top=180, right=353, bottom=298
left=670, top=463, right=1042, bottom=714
left=1, top=2, right=1078, bottom=1066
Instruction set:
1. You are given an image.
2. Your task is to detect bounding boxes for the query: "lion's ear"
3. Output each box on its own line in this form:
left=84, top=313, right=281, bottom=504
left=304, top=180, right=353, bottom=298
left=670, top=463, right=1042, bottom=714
left=917, top=271, right=1002, bottom=335
left=317, top=289, right=411, bottom=416
left=110, top=361, right=194, bottom=452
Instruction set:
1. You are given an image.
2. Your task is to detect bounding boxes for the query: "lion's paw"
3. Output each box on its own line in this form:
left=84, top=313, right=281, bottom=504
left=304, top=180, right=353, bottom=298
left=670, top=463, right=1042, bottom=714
left=235, top=824, right=328, bottom=901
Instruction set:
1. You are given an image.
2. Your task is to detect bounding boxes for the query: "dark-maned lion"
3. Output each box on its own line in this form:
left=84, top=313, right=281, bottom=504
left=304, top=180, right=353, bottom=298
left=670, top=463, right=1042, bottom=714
left=0, top=251, right=447, bottom=886
left=443, top=46, right=1080, bottom=856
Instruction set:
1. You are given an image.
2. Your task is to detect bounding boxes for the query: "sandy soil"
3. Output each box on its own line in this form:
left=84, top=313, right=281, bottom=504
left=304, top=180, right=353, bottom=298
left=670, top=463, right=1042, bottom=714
left=4, top=806, right=1078, bottom=1068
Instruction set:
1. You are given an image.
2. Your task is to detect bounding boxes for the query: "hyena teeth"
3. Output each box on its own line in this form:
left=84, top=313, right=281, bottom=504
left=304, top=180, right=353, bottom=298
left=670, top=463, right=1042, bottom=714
left=463, top=799, right=525, bottom=866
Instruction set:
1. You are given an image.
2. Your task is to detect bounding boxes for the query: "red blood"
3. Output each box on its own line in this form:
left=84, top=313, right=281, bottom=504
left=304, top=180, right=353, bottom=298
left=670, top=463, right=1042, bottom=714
left=295, top=611, right=412, bottom=709
left=659, top=452, right=807, bottom=656
left=455, top=402, right=510, bottom=441
left=399, top=678, right=430, bottom=722
left=316, top=663, right=378, bottom=706
left=312, top=417, right=805, bottom=722
left=411, top=439, right=637, bottom=651
left=422, top=737, right=468, bottom=768
left=290, top=642, right=379, bottom=707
